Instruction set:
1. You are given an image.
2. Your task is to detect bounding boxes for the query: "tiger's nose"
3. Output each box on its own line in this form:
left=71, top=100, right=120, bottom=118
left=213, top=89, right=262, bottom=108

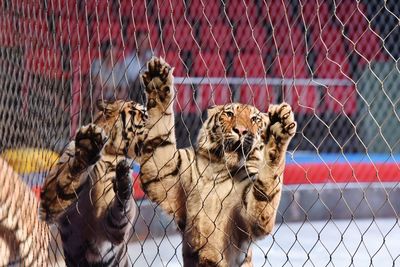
left=233, top=126, right=248, bottom=136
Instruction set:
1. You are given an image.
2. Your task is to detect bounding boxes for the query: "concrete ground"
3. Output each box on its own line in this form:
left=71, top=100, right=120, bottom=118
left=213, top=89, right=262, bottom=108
left=127, top=218, right=400, bottom=267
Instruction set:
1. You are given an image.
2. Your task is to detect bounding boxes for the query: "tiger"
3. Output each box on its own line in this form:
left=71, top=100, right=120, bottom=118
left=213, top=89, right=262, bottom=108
left=138, top=57, right=297, bottom=266
left=0, top=157, right=51, bottom=266
left=39, top=99, right=148, bottom=266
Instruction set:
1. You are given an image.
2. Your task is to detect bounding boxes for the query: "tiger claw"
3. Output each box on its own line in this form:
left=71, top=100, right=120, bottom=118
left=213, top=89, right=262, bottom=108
left=75, top=124, right=107, bottom=165
left=114, top=160, right=133, bottom=202
left=141, top=57, right=175, bottom=110
left=267, top=102, right=297, bottom=141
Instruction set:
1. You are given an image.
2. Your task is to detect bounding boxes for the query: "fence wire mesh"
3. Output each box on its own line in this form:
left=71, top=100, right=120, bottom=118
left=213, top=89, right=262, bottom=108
left=0, top=0, right=400, bottom=266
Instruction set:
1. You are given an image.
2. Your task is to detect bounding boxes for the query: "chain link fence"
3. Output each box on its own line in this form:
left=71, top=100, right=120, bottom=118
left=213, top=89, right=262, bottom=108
left=0, top=0, right=400, bottom=266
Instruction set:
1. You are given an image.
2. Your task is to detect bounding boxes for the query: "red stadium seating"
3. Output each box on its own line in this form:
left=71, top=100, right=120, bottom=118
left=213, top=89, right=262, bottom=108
left=157, top=0, right=186, bottom=21
left=85, top=0, right=111, bottom=17
left=312, top=24, right=347, bottom=57
left=272, top=54, right=309, bottom=78
left=314, top=53, right=350, bottom=80
left=273, top=54, right=317, bottom=114
left=0, top=14, right=17, bottom=47
left=14, top=0, right=382, bottom=119
left=283, top=85, right=318, bottom=114
left=25, top=48, right=66, bottom=79
left=234, top=53, right=274, bottom=112
left=349, top=28, right=384, bottom=64
left=336, top=2, right=386, bottom=66
left=311, top=24, right=351, bottom=79
left=299, top=0, right=330, bottom=29
left=239, top=84, right=274, bottom=112
left=56, top=19, right=90, bottom=48
left=175, top=83, right=196, bottom=113
left=199, top=21, right=234, bottom=53
left=193, top=52, right=230, bottom=109
left=162, top=51, right=189, bottom=77
left=272, top=24, right=306, bottom=54
left=321, top=85, right=357, bottom=116
left=125, top=21, right=159, bottom=51
left=335, top=0, right=367, bottom=28
left=189, top=1, right=220, bottom=23
left=197, top=83, right=232, bottom=110
left=233, top=53, right=266, bottom=77
left=25, top=48, right=44, bottom=75
left=71, top=51, right=90, bottom=75
left=193, top=51, right=227, bottom=77
left=119, top=0, right=148, bottom=21
left=12, top=0, right=43, bottom=17
left=226, top=0, right=259, bottom=26
left=311, top=23, right=356, bottom=116
left=161, top=21, right=197, bottom=51
left=336, top=0, right=385, bottom=63
left=261, top=0, right=292, bottom=26
left=92, top=19, right=123, bottom=47
left=234, top=24, right=269, bottom=54
left=44, top=0, right=79, bottom=17
left=19, top=18, right=50, bottom=46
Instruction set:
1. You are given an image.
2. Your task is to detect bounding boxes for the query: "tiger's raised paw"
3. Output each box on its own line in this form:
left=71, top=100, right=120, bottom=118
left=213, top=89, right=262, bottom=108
left=267, top=102, right=297, bottom=143
left=113, top=159, right=133, bottom=202
left=141, top=57, right=174, bottom=110
left=75, top=124, right=107, bottom=166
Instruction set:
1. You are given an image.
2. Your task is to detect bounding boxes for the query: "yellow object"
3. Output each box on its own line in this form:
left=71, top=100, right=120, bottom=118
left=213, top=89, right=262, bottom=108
left=1, top=148, right=60, bottom=174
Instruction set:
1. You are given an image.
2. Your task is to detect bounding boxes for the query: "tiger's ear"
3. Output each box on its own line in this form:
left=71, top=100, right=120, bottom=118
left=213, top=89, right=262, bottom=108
left=96, top=99, right=116, bottom=117
left=207, top=105, right=224, bottom=118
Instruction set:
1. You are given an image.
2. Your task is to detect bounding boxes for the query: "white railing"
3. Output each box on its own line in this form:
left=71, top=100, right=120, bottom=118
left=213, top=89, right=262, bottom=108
left=174, top=77, right=353, bottom=87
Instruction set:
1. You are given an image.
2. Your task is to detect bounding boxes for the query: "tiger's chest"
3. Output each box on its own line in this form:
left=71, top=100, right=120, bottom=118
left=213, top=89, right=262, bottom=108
left=186, top=162, right=251, bottom=223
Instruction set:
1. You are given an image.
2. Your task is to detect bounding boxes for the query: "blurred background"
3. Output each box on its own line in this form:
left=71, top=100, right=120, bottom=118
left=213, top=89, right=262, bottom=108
left=0, top=0, right=399, bottom=265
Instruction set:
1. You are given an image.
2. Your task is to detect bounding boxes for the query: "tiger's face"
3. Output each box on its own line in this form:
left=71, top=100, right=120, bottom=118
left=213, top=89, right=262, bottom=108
left=198, top=103, right=268, bottom=160
left=95, top=100, right=148, bottom=158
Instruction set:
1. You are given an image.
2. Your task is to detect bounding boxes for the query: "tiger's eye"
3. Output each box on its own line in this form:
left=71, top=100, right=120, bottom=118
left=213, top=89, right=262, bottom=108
left=226, top=111, right=234, bottom=117
left=251, top=116, right=259, bottom=123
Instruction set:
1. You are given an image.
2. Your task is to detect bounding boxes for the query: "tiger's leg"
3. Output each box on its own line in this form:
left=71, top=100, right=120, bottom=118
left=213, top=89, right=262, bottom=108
left=102, top=159, right=135, bottom=245
left=40, top=124, right=107, bottom=222
left=243, top=103, right=296, bottom=237
left=139, top=57, right=187, bottom=219
left=57, top=124, right=107, bottom=196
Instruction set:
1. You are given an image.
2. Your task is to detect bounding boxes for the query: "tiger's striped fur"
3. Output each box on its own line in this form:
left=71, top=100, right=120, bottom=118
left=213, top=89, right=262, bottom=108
left=0, top=157, right=51, bottom=266
left=40, top=100, right=148, bottom=266
left=138, top=57, right=297, bottom=266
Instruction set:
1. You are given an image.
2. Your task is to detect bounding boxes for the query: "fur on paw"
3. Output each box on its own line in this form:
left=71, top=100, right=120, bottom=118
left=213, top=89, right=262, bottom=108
left=75, top=124, right=107, bottom=165
left=267, top=103, right=297, bottom=142
left=114, top=159, right=133, bottom=201
left=141, top=57, right=174, bottom=109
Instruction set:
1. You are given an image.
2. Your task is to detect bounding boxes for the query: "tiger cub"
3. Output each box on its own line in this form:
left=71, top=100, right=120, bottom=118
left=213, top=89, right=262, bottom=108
left=0, top=157, right=51, bottom=266
left=138, top=57, right=297, bottom=266
left=40, top=100, right=148, bottom=266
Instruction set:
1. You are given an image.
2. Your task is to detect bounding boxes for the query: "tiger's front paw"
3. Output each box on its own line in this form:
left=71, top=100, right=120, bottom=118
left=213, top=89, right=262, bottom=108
left=267, top=103, right=297, bottom=143
left=113, top=159, right=133, bottom=202
left=75, top=124, right=107, bottom=166
left=141, top=57, right=174, bottom=110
